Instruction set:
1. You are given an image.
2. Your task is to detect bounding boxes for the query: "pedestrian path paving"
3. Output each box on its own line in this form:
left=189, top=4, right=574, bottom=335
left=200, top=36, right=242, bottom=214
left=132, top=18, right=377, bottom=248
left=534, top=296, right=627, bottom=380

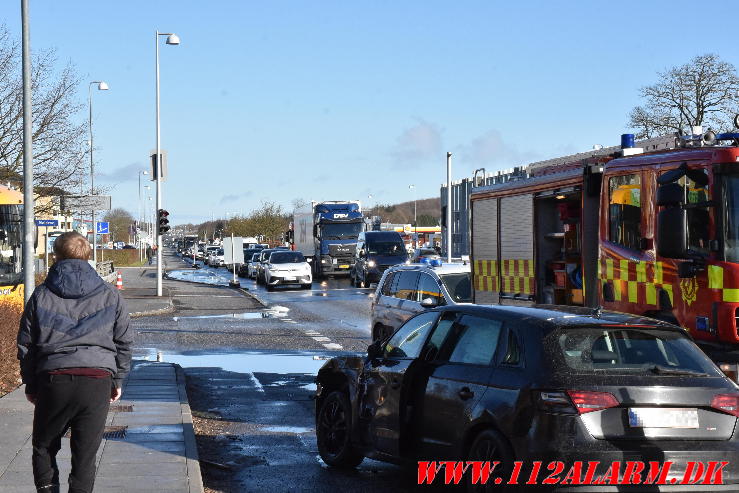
left=0, top=362, right=203, bottom=493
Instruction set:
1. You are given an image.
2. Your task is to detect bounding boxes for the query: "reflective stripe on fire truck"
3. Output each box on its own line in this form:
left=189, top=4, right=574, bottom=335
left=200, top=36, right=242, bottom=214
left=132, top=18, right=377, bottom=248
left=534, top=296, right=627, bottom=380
left=600, top=258, right=673, bottom=306
left=473, top=260, right=499, bottom=292
left=473, top=259, right=534, bottom=295
left=501, top=259, right=534, bottom=295
left=708, top=265, right=739, bottom=303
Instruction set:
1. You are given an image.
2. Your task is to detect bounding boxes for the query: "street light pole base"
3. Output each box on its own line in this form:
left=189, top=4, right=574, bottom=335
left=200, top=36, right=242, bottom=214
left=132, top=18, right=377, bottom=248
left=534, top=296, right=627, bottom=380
left=228, top=280, right=241, bottom=288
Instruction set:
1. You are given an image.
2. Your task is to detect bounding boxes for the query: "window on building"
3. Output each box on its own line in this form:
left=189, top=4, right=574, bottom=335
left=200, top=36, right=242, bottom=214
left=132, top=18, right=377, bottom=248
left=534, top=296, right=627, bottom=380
left=608, top=174, right=642, bottom=250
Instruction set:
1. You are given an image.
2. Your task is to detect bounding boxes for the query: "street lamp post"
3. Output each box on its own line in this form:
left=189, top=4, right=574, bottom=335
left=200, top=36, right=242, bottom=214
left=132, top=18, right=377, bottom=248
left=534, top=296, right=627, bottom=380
left=88, top=80, right=109, bottom=264
left=21, top=0, right=35, bottom=303
left=409, top=184, right=416, bottom=244
left=155, top=30, right=180, bottom=296
left=138, top=170, right=149, bottom=261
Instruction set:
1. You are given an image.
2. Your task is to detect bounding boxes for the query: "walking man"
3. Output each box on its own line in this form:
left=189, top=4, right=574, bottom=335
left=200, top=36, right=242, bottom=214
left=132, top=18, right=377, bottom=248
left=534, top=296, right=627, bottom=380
left=17, top=232, right=132, bottom=493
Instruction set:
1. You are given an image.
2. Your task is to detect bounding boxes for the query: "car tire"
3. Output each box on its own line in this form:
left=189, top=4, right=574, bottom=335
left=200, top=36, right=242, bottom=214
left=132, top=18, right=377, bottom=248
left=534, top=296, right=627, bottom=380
left=317, top=391, right=364, bottom=469
left=466, top=429, right=514, bottom=493
left=266, top=285, right=274, bottom=292
left=302, top=283, right=312, bottom=290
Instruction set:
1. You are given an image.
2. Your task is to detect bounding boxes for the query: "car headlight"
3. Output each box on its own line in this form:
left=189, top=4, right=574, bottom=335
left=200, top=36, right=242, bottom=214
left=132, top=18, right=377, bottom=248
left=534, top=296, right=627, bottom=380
left=367, top=260, right=376, bottom=268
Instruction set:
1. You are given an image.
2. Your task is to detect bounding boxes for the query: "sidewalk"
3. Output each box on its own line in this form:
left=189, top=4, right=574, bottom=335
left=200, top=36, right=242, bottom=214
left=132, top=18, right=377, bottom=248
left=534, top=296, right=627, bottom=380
left=116, top=252, right=188, bottom=316
left=0, top=362, right=203, bottom=493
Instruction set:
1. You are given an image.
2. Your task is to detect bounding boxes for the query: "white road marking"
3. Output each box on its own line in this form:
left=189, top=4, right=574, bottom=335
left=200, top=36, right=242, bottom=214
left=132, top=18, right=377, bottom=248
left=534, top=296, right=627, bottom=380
left=304, top=331, right=321, bottom=336
left=247, top=373, right=265, bottom=393
left=322, top=343, right=343, bottom=350
left=312, top=336, right=331, bottom=342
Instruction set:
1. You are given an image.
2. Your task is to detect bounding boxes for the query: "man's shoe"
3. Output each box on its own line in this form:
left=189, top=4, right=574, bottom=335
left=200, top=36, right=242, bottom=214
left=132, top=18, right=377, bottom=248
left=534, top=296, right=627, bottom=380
left=36, top=484, right=60, bottom=493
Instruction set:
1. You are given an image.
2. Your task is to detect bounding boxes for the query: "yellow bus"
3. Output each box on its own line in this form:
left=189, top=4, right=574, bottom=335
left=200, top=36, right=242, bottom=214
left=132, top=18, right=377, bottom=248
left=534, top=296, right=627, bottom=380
left=0, top=184, right=24, bottom=306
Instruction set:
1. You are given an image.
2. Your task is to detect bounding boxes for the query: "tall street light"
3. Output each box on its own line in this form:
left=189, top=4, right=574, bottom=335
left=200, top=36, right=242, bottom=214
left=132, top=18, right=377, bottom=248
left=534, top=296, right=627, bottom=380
left=88, top=80, right=109, bottom=264
left=138, top=170, right=148, bottom=261
left=21, top=0, right=35, bottom=303
left=155, top=30, right=180, bottom=296
left=409, top=184, right=416, bottom=241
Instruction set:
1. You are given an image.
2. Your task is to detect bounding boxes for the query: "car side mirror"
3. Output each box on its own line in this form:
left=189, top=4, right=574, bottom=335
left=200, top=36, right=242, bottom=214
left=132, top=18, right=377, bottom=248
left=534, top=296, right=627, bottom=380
left=420, top=297, right=438, bottom=308
left=359, top=249, right=366, bottom=258
left=367, top=340, right=382, bottom=359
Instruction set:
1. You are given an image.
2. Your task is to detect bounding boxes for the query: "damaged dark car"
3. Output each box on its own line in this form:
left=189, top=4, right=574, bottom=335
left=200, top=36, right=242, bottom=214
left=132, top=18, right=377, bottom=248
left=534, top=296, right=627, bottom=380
left=315, top=305, right=739, bottom=491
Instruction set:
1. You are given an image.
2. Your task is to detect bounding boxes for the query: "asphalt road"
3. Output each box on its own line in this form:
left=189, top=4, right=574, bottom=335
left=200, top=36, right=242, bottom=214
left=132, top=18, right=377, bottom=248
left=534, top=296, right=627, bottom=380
left=131, top=251, right=421, bottom=493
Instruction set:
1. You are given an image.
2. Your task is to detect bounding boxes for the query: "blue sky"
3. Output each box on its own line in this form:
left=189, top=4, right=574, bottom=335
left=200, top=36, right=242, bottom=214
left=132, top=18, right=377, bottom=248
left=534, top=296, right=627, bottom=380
left=2, top=1, right=737, bottom=225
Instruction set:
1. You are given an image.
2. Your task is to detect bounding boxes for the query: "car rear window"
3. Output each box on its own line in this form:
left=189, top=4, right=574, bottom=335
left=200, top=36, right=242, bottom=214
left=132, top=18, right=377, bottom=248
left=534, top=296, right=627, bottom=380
left=440, top=273, right=472, bottom=303
left=549, top=326, right=723, bottom=376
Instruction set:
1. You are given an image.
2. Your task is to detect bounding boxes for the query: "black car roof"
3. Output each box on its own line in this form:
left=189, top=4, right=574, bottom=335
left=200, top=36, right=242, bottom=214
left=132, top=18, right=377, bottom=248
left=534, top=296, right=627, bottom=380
left=429, top=304, right=683, bottom=333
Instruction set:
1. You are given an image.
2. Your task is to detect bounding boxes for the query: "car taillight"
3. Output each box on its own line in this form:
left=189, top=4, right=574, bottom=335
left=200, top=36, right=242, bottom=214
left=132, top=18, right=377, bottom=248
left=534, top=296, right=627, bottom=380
left=566, top=390, right=619, bottom=414
left=711, top=394, right=739, bottom=417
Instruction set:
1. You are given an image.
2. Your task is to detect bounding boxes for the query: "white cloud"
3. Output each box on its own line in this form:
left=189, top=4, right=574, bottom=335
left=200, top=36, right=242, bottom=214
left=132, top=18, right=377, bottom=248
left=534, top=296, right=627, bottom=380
left=220, top=191, right=253, bottom=204
left=390, top=119, right=443, bottom=166
left=459, top=129, right=539, bottom=167
left=97, top=162, right=147, bottom=183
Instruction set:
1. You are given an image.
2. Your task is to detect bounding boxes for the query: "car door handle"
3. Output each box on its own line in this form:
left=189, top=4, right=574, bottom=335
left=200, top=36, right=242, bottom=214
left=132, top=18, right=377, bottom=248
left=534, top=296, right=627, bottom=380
left=458, top=387, right=474, bottom=400
left=390, top=379, right=401, bottom=389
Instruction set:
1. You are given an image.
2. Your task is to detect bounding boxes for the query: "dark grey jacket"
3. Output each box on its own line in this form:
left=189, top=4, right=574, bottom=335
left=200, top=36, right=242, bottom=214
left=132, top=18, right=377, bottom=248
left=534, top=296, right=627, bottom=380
left=17, top=259, right=132, bottom=393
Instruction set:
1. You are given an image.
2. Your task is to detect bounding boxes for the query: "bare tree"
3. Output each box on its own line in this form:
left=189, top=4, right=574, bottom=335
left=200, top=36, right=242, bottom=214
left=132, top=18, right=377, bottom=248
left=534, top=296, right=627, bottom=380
left=628, top=54, right=739, bottom=138
left=0, top=25, right=89, bottom=213
left=102, top=208, right=134, bottom=243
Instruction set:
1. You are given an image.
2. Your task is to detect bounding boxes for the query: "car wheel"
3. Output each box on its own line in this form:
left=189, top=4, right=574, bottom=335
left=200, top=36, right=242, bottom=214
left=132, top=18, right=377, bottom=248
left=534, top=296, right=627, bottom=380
left=302, top=283, right=312, bottom=290
left=466, top=429, right=514, bottom=493
left=317, top=391, right=364, bottom=468
left=266, top=284, right=274, bottom=292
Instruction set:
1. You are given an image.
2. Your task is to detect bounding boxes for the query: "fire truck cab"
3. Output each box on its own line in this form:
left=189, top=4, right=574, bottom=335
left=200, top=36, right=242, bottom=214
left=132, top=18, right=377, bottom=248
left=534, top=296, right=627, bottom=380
left=470, top=130, right=739, bottom=348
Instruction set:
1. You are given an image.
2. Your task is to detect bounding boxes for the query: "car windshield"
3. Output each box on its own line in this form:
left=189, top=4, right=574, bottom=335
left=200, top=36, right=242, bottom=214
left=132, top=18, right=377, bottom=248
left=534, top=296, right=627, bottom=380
left=217, top=249, right=224, bottom=255
left=321, top=222, right=363, bottom=239
left=270, top=252, right=305, bottom=263
left=440, top=273, right=472, bottom=303
left=368, top=241, right=405, bottom=256
left=548, top=326, right=724, bottom=376
left=251, top=253, right=260, bottom=261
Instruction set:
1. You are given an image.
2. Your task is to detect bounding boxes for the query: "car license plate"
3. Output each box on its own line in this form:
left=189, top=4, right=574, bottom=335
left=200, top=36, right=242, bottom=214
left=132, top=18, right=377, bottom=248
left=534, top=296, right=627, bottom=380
left=283, top=276, right=296, bottom=281
left=628, top=408, right=698, bottom=428
left=339, top=264, right=349, bottom=269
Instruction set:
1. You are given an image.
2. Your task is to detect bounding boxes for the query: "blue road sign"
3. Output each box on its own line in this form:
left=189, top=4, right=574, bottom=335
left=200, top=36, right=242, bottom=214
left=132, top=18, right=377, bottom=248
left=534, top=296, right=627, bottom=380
left=96, top=222, right=109, bottom=235
left=35, top=219, right=59, bottom=227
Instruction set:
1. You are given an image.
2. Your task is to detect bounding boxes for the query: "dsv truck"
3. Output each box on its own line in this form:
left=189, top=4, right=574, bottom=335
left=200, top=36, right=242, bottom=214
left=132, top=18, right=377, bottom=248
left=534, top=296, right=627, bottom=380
left=290, top=201, right=365, bottom=278
left=468, top=129, right=739, bottom=359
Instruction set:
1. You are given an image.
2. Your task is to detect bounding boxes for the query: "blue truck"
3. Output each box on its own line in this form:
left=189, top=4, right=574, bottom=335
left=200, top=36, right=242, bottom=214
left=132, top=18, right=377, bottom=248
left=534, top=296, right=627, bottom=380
left=291, top=201, right=365, bottom=278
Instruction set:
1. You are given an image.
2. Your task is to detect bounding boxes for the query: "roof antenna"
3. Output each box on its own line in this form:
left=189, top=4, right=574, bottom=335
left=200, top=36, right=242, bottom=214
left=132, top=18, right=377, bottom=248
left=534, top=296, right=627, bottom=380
left=593, top=306, right=602, bottom=319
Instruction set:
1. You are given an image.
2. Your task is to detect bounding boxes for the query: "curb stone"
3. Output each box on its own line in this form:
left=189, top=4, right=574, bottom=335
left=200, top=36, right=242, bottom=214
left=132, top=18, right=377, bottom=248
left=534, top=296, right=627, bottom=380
left=175, top=364, right=205, bottom=493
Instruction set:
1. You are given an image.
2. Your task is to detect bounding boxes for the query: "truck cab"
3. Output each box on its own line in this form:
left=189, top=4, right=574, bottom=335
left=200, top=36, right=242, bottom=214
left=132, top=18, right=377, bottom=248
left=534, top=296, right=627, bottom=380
left=292, top=201, right=365, bottom=278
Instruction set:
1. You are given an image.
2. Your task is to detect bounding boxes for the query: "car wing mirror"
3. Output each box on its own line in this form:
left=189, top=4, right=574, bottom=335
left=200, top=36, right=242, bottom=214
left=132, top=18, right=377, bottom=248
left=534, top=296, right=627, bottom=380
left=420, top=297, right=438, bottom=308
left=367, top=341, right=382, bottom=359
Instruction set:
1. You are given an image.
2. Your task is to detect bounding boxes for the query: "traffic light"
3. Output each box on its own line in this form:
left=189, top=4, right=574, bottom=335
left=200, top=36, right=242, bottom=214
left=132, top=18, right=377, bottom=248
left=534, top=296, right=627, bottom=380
left=158, top=209, right=170, bottom=235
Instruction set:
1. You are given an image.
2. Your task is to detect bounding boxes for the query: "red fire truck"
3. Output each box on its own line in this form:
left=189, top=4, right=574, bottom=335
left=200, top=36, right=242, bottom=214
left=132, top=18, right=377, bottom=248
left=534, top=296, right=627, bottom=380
left=469, top=129, right=739, bottom=355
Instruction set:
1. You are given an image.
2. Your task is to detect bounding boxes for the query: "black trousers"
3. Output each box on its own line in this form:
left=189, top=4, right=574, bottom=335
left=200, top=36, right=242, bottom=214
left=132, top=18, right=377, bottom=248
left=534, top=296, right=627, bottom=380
left=32, top=374, right=111, bottom=493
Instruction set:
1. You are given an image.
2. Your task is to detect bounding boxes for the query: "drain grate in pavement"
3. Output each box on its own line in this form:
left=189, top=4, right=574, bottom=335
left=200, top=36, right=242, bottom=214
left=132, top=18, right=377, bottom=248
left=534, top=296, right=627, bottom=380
left=109, top=404, right=134, bottom=413
left=102, top=426, right=127, bottom=440
left=64, top=425, right=128, bottom=440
